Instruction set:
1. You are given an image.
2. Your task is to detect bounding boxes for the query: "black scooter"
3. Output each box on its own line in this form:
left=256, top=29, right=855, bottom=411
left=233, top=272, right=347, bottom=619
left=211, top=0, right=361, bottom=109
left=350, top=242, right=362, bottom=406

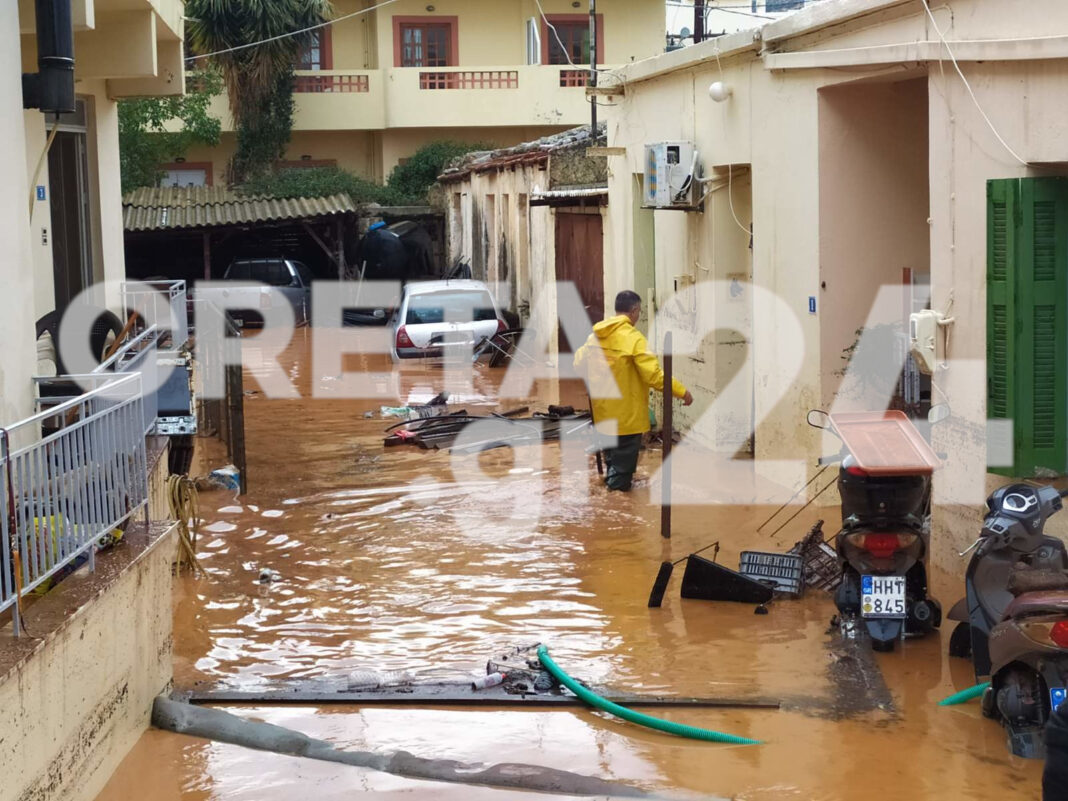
left=808, top=408, right=945, bottom=651
left=948, top=482, right=1068, bottom=758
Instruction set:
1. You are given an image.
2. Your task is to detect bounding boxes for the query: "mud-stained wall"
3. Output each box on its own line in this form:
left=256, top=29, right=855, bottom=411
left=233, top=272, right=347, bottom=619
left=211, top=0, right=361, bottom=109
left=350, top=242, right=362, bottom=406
left=443, top=150, right=608, bottom=367
left=0, top=441, right=177, bottom=801
left=0, top=523, right=177, bottom=801
left=549, top=146, right=608, bottom=189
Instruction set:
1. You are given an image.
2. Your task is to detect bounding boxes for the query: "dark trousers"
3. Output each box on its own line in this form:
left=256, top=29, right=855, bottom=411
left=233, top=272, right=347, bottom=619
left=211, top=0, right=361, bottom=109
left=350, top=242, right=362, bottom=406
left=1046, top=702, right=1068, bottom=801
left=602, top=434, right=642, bottom=491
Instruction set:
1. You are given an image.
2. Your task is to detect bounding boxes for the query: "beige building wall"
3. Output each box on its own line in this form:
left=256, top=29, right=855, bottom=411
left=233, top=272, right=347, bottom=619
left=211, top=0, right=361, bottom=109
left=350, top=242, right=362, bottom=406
left=445, top=161, right=605, bottom=372
left=817, top=77, right=930, bottom=409
left=372, top=0, right=662, bottom=68
left=0, top=526, right=178, bottom=801
left=194, top=0, right=665, bottom=185
left=605, top=0, right=1068, bottom=564
left=183, top=130, right=380, bottom=184
left=2, top=5, right=40, bottom=424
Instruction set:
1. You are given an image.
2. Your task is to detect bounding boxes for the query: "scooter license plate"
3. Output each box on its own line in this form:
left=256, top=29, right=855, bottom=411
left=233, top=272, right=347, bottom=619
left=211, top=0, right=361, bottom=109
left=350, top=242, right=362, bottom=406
left=1052, top=687, right=1067, bottom=712
left=861, top=575, right=906, bottom=618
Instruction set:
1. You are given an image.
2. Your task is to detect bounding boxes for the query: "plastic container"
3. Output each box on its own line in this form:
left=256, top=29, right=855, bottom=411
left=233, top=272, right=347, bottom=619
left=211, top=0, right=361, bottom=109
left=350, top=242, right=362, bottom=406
left=739, top=550, right=804, bottom=597
left=788, top=524, right=841, bottom=593
left=471, top=672, right=506, bottom=690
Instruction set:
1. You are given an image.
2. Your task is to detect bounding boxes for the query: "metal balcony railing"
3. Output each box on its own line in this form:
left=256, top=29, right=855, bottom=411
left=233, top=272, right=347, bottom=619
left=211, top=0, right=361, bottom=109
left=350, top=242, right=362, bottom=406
left=123, top=280, right=188, bottom=349
left=36, top=326, right=161, bottom=436
left=3, top=373, right=148, bottom=635
left=94, top=326, right=160, bottom=435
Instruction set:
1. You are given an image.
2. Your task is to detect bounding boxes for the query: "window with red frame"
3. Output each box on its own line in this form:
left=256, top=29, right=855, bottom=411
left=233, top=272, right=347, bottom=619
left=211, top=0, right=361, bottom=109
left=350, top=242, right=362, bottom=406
left=297, top=29, right=330, bottom=70
left=399, top=22, right=453, bottom=67
left=546, top=21, right=590, bottom=65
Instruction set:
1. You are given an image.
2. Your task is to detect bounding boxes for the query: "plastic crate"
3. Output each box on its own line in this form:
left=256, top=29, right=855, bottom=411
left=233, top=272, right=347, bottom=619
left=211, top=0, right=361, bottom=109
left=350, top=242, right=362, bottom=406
left=787, top=521, right=842, bottom=593
left=739, top=551, right=804, bottom=598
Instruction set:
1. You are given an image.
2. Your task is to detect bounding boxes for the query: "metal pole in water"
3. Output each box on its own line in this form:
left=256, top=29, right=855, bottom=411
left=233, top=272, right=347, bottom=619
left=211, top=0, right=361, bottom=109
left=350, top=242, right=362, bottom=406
left=661, top=331, right=672, bottom=539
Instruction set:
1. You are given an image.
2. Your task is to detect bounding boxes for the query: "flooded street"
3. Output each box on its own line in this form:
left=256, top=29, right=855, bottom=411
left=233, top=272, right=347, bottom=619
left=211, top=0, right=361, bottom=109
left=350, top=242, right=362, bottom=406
left=97, top=332, right=1042, bottom=800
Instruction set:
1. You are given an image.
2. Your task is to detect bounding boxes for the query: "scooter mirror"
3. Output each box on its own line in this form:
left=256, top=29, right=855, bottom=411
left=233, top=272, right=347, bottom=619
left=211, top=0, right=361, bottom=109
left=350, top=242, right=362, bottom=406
left=927, top=403, right=951, bottom=424
left=807, top=410, right=830, bottom=430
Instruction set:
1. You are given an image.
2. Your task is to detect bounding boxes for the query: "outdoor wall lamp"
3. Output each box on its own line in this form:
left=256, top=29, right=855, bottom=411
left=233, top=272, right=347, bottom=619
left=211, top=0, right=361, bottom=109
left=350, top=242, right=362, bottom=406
left=708, top=81, right=732, bottom=103
left=425, top=5, right=435, bottom=11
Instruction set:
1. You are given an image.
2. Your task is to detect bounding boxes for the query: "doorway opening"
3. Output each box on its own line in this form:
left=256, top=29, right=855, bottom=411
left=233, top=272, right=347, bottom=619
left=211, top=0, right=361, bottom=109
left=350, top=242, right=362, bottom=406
left=818, top=76, right=930, bottom=413
left=48, top=98, right=95, bottom=313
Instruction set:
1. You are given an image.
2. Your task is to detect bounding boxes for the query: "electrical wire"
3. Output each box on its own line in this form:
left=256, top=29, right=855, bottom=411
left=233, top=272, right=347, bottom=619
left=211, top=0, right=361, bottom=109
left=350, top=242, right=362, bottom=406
left=726, top=164, right=750, bottom=236
left=921, top=0, right=1030, bottom=167
left=664, top=0, right=775, bottom=19
left=28, top=120, right=59, bottom=220
left=186, top=0, right=400, bottom=62
left=531, top=0, right=624, bottom=87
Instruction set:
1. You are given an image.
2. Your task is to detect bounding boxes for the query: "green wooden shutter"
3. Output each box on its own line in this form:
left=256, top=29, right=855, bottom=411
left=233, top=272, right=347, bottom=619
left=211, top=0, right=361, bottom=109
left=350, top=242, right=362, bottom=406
left=988, top=177, right=1068, bottom=476
left=987, top=179, right=1015, bottom=475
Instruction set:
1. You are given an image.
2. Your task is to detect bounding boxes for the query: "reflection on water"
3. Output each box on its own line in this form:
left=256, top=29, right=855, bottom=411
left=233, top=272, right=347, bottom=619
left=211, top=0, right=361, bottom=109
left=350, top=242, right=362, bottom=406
left=96, top=333, right=1041, bottom=800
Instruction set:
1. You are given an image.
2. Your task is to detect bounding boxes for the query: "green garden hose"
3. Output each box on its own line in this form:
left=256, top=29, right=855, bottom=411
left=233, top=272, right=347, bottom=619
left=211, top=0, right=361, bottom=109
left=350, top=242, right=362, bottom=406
left=938, top=682, right=991, bottom=706
left=536, top=645, right=761, bottom=745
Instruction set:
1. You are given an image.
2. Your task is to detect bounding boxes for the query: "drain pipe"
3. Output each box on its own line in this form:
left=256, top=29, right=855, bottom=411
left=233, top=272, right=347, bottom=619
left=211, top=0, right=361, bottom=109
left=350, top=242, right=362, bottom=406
left=23, top=0, right=76, bottom=113
left=152, top=696, right=654, bottom=798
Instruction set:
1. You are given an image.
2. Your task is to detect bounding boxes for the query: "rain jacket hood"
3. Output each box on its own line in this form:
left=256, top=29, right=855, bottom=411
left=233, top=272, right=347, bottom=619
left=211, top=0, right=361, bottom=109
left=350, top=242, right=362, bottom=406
left=574, top=315, right=687, bottom=437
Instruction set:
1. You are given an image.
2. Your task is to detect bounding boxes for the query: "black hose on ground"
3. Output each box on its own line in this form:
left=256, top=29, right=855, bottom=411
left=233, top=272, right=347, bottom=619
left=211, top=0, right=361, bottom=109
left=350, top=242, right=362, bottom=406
left=152, top=696, right=654, bottom=798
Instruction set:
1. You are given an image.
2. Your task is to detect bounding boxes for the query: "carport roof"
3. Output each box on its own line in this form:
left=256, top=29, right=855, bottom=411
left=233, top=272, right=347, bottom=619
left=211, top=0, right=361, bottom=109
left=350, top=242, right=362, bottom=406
left=122, top=186, right=357, bottom=232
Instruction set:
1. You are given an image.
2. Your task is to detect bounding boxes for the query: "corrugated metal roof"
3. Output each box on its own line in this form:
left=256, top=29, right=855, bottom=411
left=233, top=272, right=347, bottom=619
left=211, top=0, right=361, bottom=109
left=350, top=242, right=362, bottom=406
left=123, top=186, right=358, bottom=232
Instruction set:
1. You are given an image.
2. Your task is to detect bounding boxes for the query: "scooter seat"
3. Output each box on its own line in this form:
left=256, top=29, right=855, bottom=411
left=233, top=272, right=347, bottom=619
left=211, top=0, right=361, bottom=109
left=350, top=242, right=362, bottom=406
left=1003, top=590, right=1068, bottom=620
left=1007, top=566, right=1068, bottom=595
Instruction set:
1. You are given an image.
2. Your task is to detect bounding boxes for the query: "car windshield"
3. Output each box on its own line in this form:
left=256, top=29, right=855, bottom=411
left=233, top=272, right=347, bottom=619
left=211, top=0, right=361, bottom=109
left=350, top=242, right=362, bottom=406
left=228, top=261, right=293, bottom=287
left=406, top=290, right=497, bottom=325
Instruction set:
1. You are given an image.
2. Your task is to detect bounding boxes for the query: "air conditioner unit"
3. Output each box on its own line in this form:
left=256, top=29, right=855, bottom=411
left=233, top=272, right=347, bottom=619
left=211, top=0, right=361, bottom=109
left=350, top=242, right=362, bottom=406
left=644, top=142, right=698, bottom=208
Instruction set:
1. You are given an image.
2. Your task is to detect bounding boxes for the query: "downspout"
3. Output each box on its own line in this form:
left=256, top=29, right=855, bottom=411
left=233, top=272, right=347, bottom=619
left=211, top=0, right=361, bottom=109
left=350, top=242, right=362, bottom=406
left=22, top=0, right=76, bottom=114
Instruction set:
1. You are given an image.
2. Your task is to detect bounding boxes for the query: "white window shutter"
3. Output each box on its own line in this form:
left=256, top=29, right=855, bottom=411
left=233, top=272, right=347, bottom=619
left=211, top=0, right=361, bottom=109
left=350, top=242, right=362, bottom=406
left=526, top=18, right=542, bottom=65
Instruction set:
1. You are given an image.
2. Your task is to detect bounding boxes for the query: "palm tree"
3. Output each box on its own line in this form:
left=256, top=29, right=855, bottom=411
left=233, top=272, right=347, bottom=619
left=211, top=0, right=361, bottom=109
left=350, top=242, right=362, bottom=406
left=186, top=0, right=332, bottom=183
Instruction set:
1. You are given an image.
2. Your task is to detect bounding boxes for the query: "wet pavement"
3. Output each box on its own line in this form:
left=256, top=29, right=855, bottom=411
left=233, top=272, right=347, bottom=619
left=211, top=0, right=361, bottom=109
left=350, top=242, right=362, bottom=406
left=97, top=332, right=1043, bottom=800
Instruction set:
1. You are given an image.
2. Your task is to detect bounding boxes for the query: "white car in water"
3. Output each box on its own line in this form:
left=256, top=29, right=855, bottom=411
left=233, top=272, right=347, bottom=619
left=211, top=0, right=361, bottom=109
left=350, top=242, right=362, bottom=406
left=390, top=280, right=505, bottom=362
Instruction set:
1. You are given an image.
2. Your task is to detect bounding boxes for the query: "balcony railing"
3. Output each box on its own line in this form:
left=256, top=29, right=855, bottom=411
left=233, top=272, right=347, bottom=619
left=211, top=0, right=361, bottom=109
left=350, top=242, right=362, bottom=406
left=419, top=70, right=520, bottom=90
left=94, top=326, right=161, bottom=435
left=559, top=69, right=590, bottom=87
left=294, top=73, right=370, bottom=93
left=123, top=280, right=188, bottom=349
left=2, top=374, right=148, bottom=635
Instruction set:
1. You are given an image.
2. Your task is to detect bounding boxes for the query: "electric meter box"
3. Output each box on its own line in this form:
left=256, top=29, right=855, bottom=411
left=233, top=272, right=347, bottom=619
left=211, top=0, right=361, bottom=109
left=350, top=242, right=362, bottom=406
left=644, top=141, right=697, bottom=208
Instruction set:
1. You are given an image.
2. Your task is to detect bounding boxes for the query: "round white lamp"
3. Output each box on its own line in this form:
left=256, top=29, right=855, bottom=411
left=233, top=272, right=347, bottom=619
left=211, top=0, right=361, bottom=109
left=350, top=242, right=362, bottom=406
left=708, top=81, right=732, bottom=103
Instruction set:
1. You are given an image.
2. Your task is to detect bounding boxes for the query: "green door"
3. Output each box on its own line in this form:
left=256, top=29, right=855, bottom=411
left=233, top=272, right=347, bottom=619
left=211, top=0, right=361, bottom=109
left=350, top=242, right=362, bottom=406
left=987, top=177, right=1068, bottom=476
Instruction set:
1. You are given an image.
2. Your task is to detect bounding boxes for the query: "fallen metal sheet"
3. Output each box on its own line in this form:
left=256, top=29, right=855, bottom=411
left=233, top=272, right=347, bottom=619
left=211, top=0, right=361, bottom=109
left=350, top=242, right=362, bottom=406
left=680, top=554, right=774, bottom=604
left=177, top=682, right=782, bottom=710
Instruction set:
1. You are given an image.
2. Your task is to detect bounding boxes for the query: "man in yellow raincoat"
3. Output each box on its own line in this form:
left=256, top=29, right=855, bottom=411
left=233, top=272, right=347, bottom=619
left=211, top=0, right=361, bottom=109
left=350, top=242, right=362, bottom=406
left=574, top=290, right=692, bottom=491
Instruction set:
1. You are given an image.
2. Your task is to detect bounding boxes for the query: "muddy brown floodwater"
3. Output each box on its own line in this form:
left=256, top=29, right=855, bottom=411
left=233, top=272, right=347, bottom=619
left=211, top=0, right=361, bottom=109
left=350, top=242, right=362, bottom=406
left=97, top=330, right=1043, bottom=800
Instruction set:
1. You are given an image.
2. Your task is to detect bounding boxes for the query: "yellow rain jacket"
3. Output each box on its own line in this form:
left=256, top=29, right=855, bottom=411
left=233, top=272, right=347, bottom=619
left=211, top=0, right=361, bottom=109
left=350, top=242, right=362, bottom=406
left=573, top=315, right=687, bottom=436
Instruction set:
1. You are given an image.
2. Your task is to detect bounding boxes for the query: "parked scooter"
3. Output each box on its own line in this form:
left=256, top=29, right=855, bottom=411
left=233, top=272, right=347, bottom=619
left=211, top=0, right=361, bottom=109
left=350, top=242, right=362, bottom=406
left=948, top=481, right=1068, bottom=758
left=807, top=408, right=945, bottom=651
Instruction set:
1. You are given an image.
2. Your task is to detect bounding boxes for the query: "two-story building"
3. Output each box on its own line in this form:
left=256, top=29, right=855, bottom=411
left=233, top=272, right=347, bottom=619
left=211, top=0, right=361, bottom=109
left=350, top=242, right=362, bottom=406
left=2, top=4, right=187, bottom=801
left=173, top=0, right=665, bottom=187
